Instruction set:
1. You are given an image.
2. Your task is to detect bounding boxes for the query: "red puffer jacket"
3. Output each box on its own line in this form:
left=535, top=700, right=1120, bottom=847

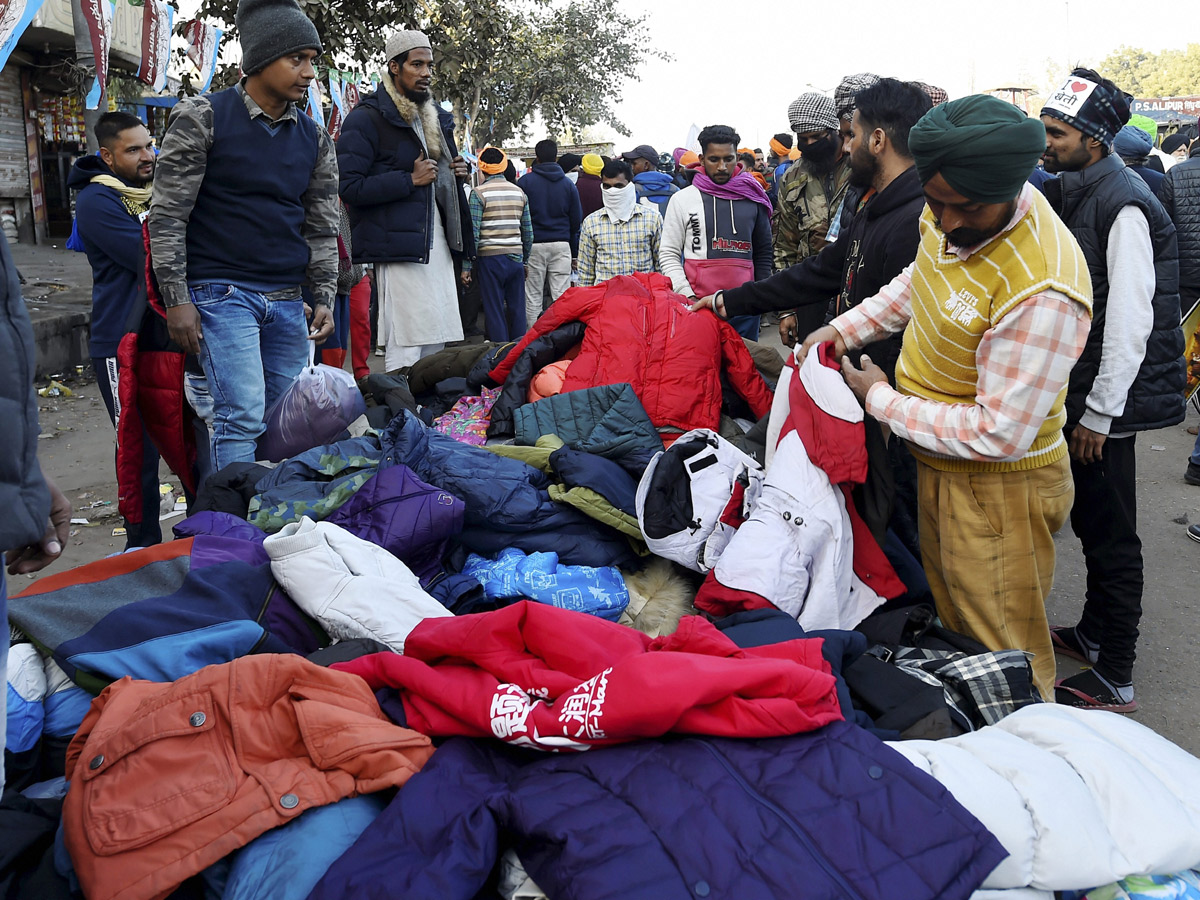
left=488, top=273, right=772, bottom=434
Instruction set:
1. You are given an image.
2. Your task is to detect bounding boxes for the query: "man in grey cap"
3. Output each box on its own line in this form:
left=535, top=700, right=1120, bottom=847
left=149, top=0, right=338, bottom=471
left=622, top=143, right=677, bottom=215
left=337, top=28, right=473, bottom=370
left=773, top=89, right=852, bottom=344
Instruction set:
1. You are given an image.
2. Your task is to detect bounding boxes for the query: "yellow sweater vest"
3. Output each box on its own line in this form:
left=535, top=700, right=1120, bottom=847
left=895, top=190, right=1093, bottom=473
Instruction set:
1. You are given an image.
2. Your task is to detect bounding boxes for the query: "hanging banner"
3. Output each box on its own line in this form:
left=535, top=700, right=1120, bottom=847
left=305, top=80, right=322, bottom=122
left=136, top=0, right=173, bottom=91
left=184, top=19, right=222, bottom=93
left=343, top=78, right=360, bottom=112
left=326, top=72, right=344, bottom=139
left=0, top=0, right=48, bottom=75
left=82, top=0, right=116, bottom=109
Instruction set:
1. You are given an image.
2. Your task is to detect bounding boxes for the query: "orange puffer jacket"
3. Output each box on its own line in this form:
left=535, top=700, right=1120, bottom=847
left=63, top=653, right=433, bottom=900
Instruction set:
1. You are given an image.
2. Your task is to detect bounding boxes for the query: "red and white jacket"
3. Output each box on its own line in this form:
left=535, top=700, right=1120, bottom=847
left=333, top=600, right=842, bottom=751
left=694, top=342, right=906, bottom=630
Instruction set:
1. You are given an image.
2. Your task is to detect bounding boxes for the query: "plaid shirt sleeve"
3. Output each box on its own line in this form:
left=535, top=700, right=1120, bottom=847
left=463, top=189, right=484, bottom=274
left=864, top=290, right=1091, bottom=461
left=578, top=216, right=597, bottom=286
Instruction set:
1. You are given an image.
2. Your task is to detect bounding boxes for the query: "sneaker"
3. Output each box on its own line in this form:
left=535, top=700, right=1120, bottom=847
left=374, top=348, right=384, bottom=358
left=1187, top=462, right=1200, bottom=486
left=1189, top=524, right=1200, bottom=544
left=1050, top=625, right=1099, bottom=665
left=1055, top=669, right=1138, bottom=713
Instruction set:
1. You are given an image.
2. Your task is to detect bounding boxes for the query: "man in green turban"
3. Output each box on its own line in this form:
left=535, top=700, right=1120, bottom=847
left=799, top=94, right=1095, bottom=701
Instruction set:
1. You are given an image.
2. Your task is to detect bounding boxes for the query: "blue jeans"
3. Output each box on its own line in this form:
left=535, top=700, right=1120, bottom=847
left=191, top=283, right=308, bottom=471
left=477, top=255, right=526, bottom=342
left=729, top=313, right=760, bottom=341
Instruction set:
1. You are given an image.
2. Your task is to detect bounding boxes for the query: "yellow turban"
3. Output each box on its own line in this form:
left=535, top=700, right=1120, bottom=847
left=581, top=153, right=603, bottom=176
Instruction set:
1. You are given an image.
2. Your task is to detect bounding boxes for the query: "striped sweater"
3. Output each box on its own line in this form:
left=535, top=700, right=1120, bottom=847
left=469, top=176, right=532, bottom=261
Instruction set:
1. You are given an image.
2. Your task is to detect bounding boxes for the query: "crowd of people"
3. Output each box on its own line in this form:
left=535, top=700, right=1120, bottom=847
left=5, top=0, right=1200, bottom=801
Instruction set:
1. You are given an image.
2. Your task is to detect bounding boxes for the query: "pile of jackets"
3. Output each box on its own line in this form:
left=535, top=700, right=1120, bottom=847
left=9, top=273, right=1200, bottom=900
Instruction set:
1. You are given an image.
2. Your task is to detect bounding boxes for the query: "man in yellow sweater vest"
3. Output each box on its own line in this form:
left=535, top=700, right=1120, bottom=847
left=802, top=96, right=1094, bottom=700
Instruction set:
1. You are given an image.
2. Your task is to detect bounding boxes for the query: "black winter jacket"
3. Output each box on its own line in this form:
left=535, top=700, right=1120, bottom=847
left=1159, top=156, right=1200, bottom=299
left=336, top=90, right=474, bottom=264
left=722, top=165, right=924, bottom=380
left=1045, top=155, right=1185, bottom=433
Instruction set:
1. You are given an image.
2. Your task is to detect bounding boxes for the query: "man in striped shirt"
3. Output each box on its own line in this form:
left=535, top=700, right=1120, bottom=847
left=464, top=147, right=533, bottom=341
left=802, top=96, right=1094, bottom=700
left=577, top=159, right=662, bottom=287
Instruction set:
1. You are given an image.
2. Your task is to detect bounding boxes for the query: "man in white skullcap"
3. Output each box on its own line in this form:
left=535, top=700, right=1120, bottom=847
left=337, top=29, right=475, bottom=369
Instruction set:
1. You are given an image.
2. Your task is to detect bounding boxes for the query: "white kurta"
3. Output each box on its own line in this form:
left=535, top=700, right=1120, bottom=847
left=377, top=203, right=463, bottom=370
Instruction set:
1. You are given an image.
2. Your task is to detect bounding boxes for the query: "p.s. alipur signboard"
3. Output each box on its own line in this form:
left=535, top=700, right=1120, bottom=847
left=1132, top=97, right=1200, bottom=121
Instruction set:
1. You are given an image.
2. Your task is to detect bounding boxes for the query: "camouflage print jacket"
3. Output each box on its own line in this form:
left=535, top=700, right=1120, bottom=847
left=148, top=83, right=340, bottom=308
left=772, top=154, right=852, bottom=271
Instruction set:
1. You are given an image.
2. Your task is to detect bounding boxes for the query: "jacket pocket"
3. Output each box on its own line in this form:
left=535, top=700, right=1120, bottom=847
left=79, top=689, right=237, bottom=856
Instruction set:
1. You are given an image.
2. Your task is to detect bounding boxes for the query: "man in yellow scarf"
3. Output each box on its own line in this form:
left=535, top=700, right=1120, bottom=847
left=68, top=111, right=162, bottom=549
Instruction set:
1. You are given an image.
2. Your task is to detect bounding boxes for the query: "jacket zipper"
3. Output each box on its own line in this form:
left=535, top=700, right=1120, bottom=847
left=248, top=581, right=279, bottom=654
left=696, top=740, right=863, bottom=900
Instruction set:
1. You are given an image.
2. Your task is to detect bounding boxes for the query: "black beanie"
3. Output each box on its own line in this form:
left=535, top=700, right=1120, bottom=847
left=236, top=0, right=322, bottom=75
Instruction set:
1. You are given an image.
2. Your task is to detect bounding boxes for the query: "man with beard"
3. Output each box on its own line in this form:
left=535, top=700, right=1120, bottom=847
left=693, top=78, right=931, bottom=556
left=802, top=96, right=1094, bottom=701
left=1039, top=68, right=1185, bottom=712
left=69, top=112, right=162, bottom=547
left=150, top=0, right=338, bottom=472
left=338, top=28, right=473, bottom=371
left=659, top=124, right=772, bottom=340
left=773, top=92, right=852, bottom=344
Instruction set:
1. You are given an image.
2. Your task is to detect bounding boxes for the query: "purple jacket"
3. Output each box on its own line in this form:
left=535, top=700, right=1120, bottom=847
left=308, top=722, right=1006, bottom=900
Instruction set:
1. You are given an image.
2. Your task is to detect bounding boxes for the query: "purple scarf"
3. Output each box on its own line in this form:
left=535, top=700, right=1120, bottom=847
left=691, top=164, right=773, bottom=216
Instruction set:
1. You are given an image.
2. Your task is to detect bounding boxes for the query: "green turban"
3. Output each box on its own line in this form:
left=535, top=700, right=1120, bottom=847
left=909, top=94, right=1047, bottom=203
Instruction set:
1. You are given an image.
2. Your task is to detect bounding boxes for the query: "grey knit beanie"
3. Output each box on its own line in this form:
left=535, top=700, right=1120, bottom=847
left=236, top=0, right=322, bottom=75
left=385, top=29, right=431, bottom=61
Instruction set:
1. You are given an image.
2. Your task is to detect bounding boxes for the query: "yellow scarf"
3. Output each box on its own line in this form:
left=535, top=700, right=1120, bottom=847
left=91, top=174, right=152, bottom=216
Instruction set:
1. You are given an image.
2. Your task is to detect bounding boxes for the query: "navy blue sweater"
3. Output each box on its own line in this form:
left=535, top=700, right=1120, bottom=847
left=518, top=163, right=582, bottom=254
left=68, top=156, right=145, bottom=358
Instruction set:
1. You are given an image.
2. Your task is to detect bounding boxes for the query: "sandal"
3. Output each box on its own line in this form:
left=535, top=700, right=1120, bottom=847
left=1050, top=626, right=1097, bottom=665
left=1055, top=670, right=1138, bottom=713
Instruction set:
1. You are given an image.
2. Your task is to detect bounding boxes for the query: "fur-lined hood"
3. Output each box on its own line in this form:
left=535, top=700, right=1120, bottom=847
left=375, top=73, right=447, bottom=161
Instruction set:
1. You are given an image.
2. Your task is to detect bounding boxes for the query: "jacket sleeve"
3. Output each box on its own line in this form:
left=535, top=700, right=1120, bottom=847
left=569, top=184, right=582, bottom=257
left=75, top=188, right=146, bottom=275
left=337, top=109, right=415, bottom=208
left=1159, top=170, right=1176, bottom=221
left=488, top=284, right=600, bottom=383
left=723, top=235, right=846, bottom=317
left=717, top=318, right=774, bottom=418
left=658, top=195, right=692, bottom=296
left=752, top=203, right=773, bottom=283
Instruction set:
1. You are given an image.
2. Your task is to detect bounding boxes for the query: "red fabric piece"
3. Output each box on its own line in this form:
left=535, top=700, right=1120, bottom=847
left=691, top=570, right=777, bottom=617
left=348, top=274, right=371, bottom=380
left=333, top=601, right=842, bottom=750
left=487, top=273, right=773, bottom=434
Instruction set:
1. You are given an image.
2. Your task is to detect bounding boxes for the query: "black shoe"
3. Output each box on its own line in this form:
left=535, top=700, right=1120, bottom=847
left=1189, top=524, right=1200, bottom=544
left=1187, top=462, right=1200, bottom=486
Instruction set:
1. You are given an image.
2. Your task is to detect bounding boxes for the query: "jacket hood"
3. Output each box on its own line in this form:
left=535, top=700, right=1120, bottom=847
left=634, top=170, right=675, bottom=192
left=531, top=161, right=566, bottom=181
left=67, top=154, right=116, bottom=189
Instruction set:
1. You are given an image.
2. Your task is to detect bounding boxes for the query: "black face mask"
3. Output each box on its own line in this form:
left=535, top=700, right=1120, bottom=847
left=802, top=135, right=839, bottom=167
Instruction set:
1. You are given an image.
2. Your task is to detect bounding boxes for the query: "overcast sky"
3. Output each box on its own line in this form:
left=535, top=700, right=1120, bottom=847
left=598, top=0, right=1200, bottom=153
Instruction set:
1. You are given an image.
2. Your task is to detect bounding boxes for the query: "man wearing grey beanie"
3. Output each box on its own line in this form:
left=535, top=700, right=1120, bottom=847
left=148, top=0, right=340, bottom=471
left=337, top=28, right=475, bottom=370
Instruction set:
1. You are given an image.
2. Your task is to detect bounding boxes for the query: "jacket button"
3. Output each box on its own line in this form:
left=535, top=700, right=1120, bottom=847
left=782, top=511, right=791, bottom=521
left=280, top=793, right=299, bottom=809
left=189, top=712, right=206, bottom=727
left=868, top=765, right=883, bottom=779
left=89, top=755, right=105, bottom=770
left=694, top=881, right=710, bottom=897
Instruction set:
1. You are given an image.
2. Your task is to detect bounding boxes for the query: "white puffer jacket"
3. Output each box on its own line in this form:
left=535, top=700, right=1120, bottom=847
left=889, top=704, right=1200, bottom=897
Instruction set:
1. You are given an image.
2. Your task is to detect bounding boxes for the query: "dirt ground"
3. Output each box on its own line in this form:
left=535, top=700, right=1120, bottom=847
left=17, top=354, right=1200, bottom=755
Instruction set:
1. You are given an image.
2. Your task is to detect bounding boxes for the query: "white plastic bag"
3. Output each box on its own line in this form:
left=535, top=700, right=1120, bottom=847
left=258, top=343, right=366, bottom=462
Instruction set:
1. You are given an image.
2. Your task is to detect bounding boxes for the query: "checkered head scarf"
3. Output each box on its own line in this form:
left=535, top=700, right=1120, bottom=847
left=914, top=82, right=949, bottom=106
left=788, top=93, right=838, bottom=133
left=833, top=73, right=880, bottom=119
left=1040, top=69, right=1132, bottom=150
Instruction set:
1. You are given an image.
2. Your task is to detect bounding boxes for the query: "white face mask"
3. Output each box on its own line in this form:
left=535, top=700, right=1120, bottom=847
left=601, top=182, right=638, bottom=221
left=565, top=171, right=579, bottom=183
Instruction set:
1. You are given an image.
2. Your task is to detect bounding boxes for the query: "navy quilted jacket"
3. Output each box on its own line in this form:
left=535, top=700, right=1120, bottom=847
left=307, top=723, right=1006, bottom=900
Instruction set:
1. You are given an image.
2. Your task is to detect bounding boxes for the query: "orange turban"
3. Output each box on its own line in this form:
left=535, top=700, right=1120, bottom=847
left=479, top=147, right=508, bottom=176
left=769, top=137, right=790, bottom=158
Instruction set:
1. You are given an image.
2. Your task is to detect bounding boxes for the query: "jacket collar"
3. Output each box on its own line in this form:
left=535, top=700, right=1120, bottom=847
left=865, top=165, right=923, bottom=220
left=1052, top=153, right=1125, bottom=220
